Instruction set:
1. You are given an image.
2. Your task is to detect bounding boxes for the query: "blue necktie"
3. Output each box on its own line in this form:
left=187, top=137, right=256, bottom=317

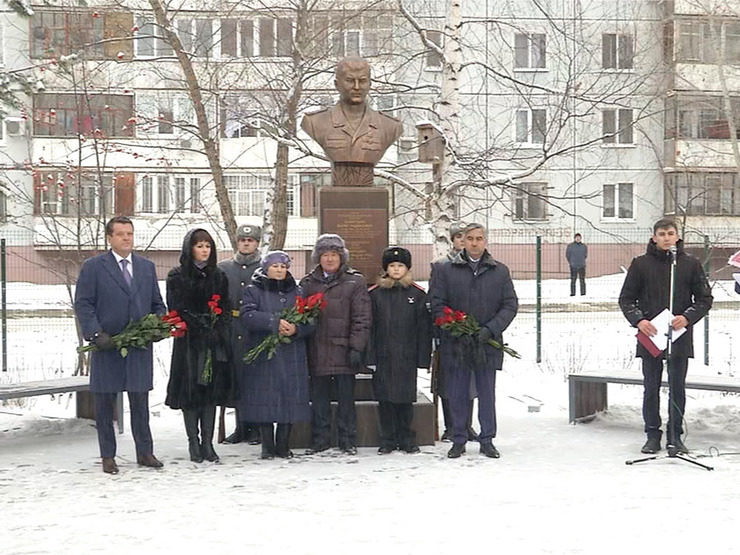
left=120, top=259, right=132, bottom=288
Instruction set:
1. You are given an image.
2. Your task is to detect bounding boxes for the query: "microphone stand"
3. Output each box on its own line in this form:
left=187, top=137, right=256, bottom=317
left=626, top=246, right=713, bottom=471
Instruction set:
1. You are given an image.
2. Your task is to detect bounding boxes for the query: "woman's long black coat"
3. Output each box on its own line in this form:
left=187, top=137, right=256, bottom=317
left=165, top=230, right=235, bottom=410
left=367, top=275, right=432, bottom=403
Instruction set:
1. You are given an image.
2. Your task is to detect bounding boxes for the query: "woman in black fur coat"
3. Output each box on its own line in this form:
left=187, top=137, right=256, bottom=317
left=166, top=228, right=235, bottom=463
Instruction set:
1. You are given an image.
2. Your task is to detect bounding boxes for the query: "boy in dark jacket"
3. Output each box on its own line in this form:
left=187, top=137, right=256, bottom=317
left=367, top=247, right=432, bottom=454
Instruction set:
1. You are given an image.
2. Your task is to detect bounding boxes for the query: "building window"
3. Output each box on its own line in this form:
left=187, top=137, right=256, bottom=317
left=726, top=23, right=740, bottom=62
left=177, top=17, right=214, bottom=57
left=515, top=109, right=546, bottom=145
left=34, top=171, right=113, bottom=216
left=31, top=11, right=104, bottom=59
left=512, top=182, right=547, bottom=221
left=667, top=95, right=740, bottom=140
left=425, top=30, right=443, bottom=70
left=220, top=96, right=276, bottom=139
left=225, top=174, right=297, bottom=217
left=33, top=93, right=134, bottom=138
left=602, top=33, right=633, bottom=69
left=677, top=21, right=722, bottom=63
left=135, top=16, right=173, bottom=58
left=602, top=109, right=633, bottom=144
left=0, top=192, right=7, bottom=221
left=514, top=33, right=546, bottom=69
left=136, top=93, right=194, bottom=136
left=666, top=173, right=740, bottom=216
left=173, top=177, right=201, bottom=213
left=330, top=12, right=391, bottom=59
left=602, top=183, right=634, bottom=219
left=138, top=174, right=200, bottom=215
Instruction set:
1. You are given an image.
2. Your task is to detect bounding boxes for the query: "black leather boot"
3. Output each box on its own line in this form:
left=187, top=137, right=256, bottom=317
left=199, top=405, right=220, bottom=463
left=183, top=410, right=203, bottom=463
left=275, top=423, right=293, bottom=458
left=261, top=424, right=276, bottom=459
left=223, top=411, right=243, bottom=444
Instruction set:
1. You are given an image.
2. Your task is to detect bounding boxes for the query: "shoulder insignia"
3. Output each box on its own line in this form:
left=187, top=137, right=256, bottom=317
left=368, top=284, right=379, bottom=292
left=411, top=282, right=427, bottom=293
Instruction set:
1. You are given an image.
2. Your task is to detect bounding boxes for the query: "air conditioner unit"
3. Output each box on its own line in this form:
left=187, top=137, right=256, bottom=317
left=180, top=139, right=192, bottom=149
left=5, top=118, right=25, bottom=136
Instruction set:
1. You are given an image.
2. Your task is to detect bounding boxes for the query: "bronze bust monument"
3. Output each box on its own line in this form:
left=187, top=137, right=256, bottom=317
left=301, top=57, right=403, bottom=187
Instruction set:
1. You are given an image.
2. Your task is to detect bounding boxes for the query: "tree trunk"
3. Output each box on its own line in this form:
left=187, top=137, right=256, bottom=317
left=148, top=0, right=238, bottom=250
left=270, top=144, right=289, bottom=249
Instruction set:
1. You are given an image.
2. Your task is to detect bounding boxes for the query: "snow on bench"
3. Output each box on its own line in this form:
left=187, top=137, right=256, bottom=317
left=568, top=370, right=740, bottom=423
left=0, top=376, right=124, bottom=433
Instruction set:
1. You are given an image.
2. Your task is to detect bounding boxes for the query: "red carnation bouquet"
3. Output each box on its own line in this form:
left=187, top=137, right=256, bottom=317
left=244, top=292, right=327, bottom=363
left=78, top=310, right=187, bottom=358
left=434, top=306, right=520, bottom=359
left=201, top=294, right=223, bottom=384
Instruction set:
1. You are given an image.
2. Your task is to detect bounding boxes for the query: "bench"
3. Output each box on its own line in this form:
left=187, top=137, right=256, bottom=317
left=568, top=370, right=740, bottom=423
left=0, top=376, right=124, bottom=433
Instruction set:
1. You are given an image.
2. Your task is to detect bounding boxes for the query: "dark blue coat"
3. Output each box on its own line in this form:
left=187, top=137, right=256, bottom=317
left=74, top=251, right=166, bottom=393
left=429, top=250, right=518, bottom=376
left=239, top=269, right=313, bottom=423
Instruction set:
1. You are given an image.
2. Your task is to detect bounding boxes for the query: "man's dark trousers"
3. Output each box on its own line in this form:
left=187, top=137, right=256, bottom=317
left=310, top=374, right=356, bottom=448
left=641, top=355, right=688, bottom=443
left=570, top=267, right=586, bottom=296
left=449, top=367, right=496, bottom=445
left=95, top=391, right=153, bottom=458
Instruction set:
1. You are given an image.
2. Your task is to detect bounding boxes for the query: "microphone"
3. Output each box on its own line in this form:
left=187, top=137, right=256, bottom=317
left=668, top=245, right=677, bottom=261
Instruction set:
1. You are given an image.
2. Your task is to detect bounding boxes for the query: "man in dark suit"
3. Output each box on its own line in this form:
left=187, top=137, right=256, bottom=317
left=74, top=216, right=167, bottom=474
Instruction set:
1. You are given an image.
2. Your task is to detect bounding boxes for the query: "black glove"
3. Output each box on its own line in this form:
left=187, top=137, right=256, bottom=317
left=93, top=331, right=115, bottom=351
left=477, top=327, right=493, bottom=344
left=349, top=349, right=364, bottom=369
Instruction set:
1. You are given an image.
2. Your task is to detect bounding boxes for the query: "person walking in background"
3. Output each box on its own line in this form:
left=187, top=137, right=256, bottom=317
left=619, top=219, right=712, bottom=455
left=300, top=234, right=371, bottom=455
left=241, top=251, right=314, bottom=459
left=367, top=247, right=432, bottom=454
left=430, top=223, right=518, bottom=459
left=566, top=233, right=588, bottom=296
left=430, top=222, right=478, bottom=443
left=166, top=229, right=235, bottom=464
left=218, top=224, right=263, bottom=446
left=74, top=216, right=166, bottom=474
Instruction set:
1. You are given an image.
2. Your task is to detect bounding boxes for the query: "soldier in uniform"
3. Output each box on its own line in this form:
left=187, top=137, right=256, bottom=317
left=218, top=224, right=263, bottom=445
left=301, top=57, right=403, bottom=187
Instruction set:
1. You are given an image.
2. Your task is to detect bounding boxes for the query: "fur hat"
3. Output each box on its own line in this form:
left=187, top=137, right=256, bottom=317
left=261, top=250, right=291, bottom=270
left=449, top=221, right=467, bottom=239
left=237, top=224, right=261, bottom=241
left=381, top=246, right=412, bottom=271
left=311, top=233, right=349, bottom=265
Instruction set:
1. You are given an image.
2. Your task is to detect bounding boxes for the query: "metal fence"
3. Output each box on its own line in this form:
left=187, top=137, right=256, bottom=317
left=1, top=226, right=738, bottom=388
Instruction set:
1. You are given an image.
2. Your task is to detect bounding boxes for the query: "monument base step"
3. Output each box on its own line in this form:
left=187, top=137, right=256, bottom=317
left=290, top=392, right=434, bottom=448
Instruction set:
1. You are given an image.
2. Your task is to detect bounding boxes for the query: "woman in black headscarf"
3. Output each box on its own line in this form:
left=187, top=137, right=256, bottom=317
left=166, top=228, right=234, bottom=463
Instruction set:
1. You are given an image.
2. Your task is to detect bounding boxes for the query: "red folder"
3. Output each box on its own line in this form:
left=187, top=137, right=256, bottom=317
left=636, top=331, right=663, bottom=358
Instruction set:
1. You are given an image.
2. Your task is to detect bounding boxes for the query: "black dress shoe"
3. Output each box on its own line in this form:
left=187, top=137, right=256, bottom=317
left=342, top=446, right=358, bottom=455
left=402, top=445, right=421, bottom=454
left=102, top=457, right=119, bottom=474
left=137, top=454, right=164, bottom=468
left=480, top=442, right=501, bottom=458
left=667, top=437, right=689, bottom=455
left=222, top=430, right=243, bottom=444
left=447, top=443, right=466, bottom=458
left=440, top=430, right=452, bottom=442
left=377, top=445, right=394, bottom=455
left=641, top=437, right=661, bottom=454
left=467, top=428, right=479, bottom=442
left=304, top=444, right=331, bottom=455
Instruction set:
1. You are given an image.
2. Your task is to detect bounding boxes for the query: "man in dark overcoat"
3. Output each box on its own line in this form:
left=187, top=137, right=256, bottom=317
left=74, top=216, right=166, bottom=474
left=430, top=223, right=518, bottom=459
left=619, top=218, right=712, bottom=455
left=300, top=234, right=371, bottom=455
left=430, top=221, right=478, bottom=442
left=218, top=223, right=262, bottom=444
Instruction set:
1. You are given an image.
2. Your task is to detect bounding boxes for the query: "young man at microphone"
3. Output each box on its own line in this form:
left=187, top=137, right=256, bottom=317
left=619, top=219, right=713, bottom=455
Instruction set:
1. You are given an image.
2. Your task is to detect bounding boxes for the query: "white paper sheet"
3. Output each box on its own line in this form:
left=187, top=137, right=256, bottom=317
left=647, top=308, right=687, bottom=352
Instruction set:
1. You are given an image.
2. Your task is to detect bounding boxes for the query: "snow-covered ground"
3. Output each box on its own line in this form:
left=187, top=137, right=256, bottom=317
left=1, top=275, right=740, bottom=554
